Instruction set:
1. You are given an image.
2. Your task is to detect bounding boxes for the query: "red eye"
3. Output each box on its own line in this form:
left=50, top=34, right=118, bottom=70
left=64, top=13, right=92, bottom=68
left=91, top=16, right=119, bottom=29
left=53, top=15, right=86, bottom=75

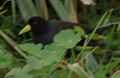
left=32, top=22, right=37, bottom=25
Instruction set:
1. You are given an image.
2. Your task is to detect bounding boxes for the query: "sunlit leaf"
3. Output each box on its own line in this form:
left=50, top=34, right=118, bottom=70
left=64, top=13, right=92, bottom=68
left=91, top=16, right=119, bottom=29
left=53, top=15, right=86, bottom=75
left=19, top=43, right=43, bottom=57
left=54, top=29, right=81, bottom=48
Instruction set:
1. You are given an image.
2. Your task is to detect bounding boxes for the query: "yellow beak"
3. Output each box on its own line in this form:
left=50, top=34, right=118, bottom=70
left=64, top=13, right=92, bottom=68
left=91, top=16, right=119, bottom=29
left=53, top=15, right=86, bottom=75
left=19, top=25, right=31, bottom=35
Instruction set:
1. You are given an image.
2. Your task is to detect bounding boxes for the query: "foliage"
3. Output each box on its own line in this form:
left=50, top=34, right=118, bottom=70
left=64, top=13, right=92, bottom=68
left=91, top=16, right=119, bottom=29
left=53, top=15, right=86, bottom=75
left=5, top=29, right=81, bottom=78
left=0, top=0, right=120, bottom=78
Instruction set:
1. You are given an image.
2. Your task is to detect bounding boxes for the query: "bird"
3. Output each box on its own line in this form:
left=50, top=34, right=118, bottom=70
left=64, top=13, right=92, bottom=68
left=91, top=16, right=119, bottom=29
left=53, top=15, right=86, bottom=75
left=19, top=16, right=106, bottom=45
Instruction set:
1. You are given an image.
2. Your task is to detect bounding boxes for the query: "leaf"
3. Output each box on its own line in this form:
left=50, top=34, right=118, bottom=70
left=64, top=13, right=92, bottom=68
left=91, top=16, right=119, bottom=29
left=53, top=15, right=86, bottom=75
left=26, top=56, right=43, bottom=70
left=24, top=57, right=60, bottom=77
left=48, top=0, right=70, bottom=21
left=102, top=61, right=120, bottom=77
left=19, top=43, right=66, bottom=70
left=26, top=44, right=66, bottom=70
left=16, top=0, right=38, bottom=21
left=0, top=44, right=4, bottom=49
left=86, top=54, right=99, bottom=72
left=5, top=68, right=33, bottom=78
left=110, top=70, right=120, bottom=78
left=19, top=43, right=43, bottom=57
left=54, top=29, right=81, bottom=49
left=0, top=16, right=15, bottom=37
left=0, top=16, right=13, bottom=28
left=42, top=44, right=66, bottom=63
left=104, top=31, right=120, bottom=49
left=18, top=29, right=82, bottom=74
left=85, top=33, right=106, bottom=40
left=65, top=0, right=78, bottom=22
left=35, top=0, right=48, bottom=19
left=0, top=50, right=12, bottom=68
left=73, top=26, right=86, bottom=36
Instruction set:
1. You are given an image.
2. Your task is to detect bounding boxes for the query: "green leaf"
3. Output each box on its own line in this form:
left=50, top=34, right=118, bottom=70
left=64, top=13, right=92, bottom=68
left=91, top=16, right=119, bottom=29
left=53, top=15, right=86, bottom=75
left=19, top=43, right=43, bottom=57
left=0, top=44, right=4, bottom=49
left=0, top=16, right=15, bottom=37
left=24, top=57, right=61, bottom=77
left=16, top=0, right=38, bottom=21
left=73, top=26, right=86, bottom=36
left=26, top=56, right=43, bottom=70
left=19, top=43, right=66, bottom=70
left=5, top=68, right=33, bottom=78
left=102, top=61, right=120, bottom=77
left=103, top=30, right=120, bottom=50
left=42, top=44, right=66, bottom=63
left=0, top=50, right=12, bottom=68
left=85, top=33, right=106, bottom=40
left=110, top=70, right=120, bottom=78
left=48, top=0, right=70, bottom=21
left=54, top=29, right=81, bottom=49
left=18, top=29, right=82, bottom=75
left=0, top=16, right=13, bottom=28
left=26, top=44, right=66, bottom=70
left=34, top=0, right=48, bottom=19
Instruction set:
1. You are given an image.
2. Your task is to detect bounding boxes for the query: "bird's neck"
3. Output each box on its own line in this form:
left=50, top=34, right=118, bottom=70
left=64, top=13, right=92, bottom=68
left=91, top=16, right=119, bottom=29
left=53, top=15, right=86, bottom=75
left=31, top=23, right=51, bottom=35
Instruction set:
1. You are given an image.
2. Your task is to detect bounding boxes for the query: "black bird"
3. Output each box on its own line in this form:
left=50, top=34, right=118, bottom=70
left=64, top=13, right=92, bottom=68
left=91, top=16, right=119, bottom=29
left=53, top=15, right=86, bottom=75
left=19, top=16, right=105, bottom=45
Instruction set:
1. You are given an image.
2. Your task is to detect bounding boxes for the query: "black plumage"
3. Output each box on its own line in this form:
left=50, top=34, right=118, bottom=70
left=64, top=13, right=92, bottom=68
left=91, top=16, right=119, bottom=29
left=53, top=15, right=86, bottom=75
left=21, top=16, right=106, bottom=45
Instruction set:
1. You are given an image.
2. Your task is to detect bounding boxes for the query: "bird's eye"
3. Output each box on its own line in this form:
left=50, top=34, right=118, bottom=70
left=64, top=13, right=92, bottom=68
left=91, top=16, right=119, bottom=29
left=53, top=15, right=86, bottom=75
left=32, top=22, right=38, bottom=25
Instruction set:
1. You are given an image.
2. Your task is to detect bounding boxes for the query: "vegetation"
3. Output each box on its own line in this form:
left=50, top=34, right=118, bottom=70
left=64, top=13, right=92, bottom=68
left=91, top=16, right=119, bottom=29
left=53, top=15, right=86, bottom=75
left=0, top=0, right=120, bottom=78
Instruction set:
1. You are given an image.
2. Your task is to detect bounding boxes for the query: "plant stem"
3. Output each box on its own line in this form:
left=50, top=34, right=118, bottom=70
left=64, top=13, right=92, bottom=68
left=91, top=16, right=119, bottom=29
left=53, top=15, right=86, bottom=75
left=0, top=30, right=28, bottom=59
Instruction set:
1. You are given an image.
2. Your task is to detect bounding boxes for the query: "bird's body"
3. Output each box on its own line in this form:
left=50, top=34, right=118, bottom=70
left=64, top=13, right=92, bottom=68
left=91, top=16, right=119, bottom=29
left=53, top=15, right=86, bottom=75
left=32, top=21, right=56, bottom=44
left=19, top=16, right=106, bottom=45
left=27, top=17, right=92, bottom=44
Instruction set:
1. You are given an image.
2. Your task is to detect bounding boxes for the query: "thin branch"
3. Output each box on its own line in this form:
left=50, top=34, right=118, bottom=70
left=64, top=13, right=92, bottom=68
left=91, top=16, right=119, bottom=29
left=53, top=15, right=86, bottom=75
left=0, top=30, right=28, bottom=59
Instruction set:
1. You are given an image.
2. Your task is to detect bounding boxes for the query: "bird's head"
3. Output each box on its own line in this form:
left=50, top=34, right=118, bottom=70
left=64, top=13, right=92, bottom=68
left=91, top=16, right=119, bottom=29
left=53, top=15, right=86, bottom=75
left=19, top=16, right=48, bottom=35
